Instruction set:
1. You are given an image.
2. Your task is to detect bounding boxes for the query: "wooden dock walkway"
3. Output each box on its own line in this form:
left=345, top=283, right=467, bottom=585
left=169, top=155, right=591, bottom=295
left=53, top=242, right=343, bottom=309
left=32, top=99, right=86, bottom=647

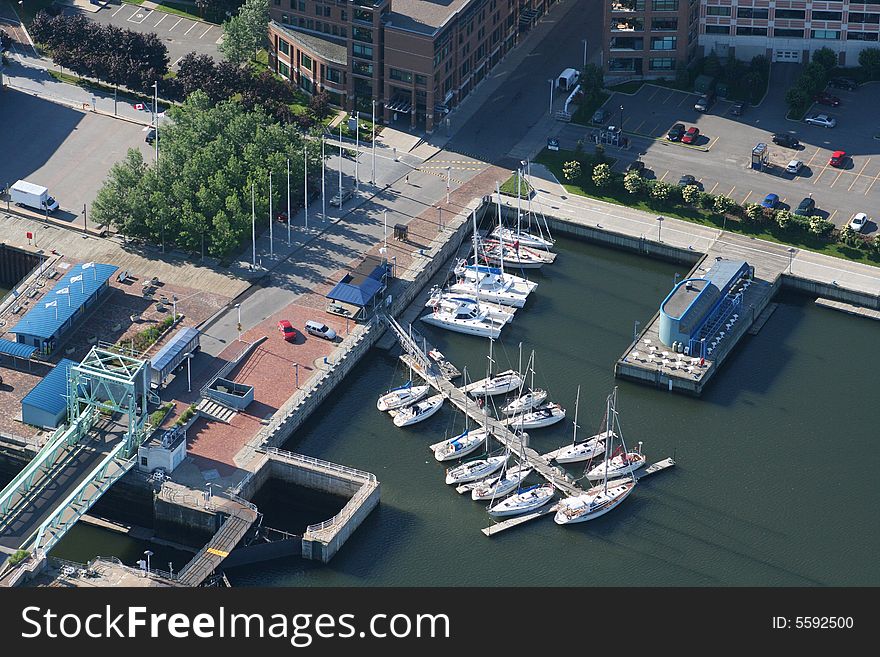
left=814, top=298, right=880, bottom=321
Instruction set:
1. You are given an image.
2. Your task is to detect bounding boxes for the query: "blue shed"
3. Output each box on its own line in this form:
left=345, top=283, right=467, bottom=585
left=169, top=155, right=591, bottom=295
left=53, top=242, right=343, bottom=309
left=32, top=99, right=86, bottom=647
left=21, top=358, right=76, bottom=429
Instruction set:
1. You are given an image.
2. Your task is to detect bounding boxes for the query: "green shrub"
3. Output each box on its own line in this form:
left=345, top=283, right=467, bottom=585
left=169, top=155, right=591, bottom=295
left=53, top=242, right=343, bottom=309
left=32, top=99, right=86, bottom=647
left=744, top=203, right=765, bottom=225
left=681, top=184, right=701, bottom=205
left=649, top=181, right=672, bottom=203
left=623, top=170, right=644, bottom=195
left=713, top=195, right=736, bottom=216
left=775, top=210, right=794, bottom=230
left=562, top=160, right=582, bottom=181
left=592, top=163, right=613, bottom=188
left=8, top=550, right=30, bottom=566
left=809, top=216, right=835, bottom=237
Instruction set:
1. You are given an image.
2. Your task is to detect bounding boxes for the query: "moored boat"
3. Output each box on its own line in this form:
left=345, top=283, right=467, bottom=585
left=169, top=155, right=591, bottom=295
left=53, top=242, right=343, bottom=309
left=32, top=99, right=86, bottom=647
left=390, top=394, right=444, bottom=427
left=433, top=428, right=490, bottom=462
left=471, top=464, right=533, bottom=501
left=445, top=455, right=508, bottom=485
left=505, top=402, right=566, bottom=429
left=501, top=388, right=548, bottom=415
left=487, top=484, right=556, bottom=517
left=377, top=382, right=430, bottom=412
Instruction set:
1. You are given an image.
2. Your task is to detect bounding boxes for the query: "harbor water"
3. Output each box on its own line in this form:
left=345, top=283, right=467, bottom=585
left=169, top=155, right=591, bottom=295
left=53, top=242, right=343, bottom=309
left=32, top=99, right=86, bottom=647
left=49, top=235, right=880, bottom=585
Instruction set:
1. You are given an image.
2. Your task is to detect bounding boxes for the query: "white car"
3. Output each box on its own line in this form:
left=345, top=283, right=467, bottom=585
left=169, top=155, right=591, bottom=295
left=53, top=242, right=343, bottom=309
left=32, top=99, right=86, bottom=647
left=305, top=320, right=337, bottom=341
left=850, top=213, right=869, bottom=232
left=786, top=159, right=804, bottom=174
left=805, top=114, right=837, bottom=128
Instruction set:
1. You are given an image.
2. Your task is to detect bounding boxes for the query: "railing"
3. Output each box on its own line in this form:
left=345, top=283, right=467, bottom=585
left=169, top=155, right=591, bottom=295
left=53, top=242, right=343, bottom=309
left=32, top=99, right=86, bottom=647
left=305, top=478, right=377, bottom=536
left=260, top=447, right=377, bottom=483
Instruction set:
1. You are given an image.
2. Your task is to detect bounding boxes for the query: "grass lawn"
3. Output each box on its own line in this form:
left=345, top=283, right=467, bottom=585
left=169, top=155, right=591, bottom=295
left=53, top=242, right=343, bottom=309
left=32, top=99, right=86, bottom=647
left=536, top=148, right=879, bottom=268
left=608, top=80, right=645, bottom=94
left=122, top=0, right=146, bottom=5
left=152, top=2, right=205, bottom=22
left=48, top=70, right=172, bottom=112
left=499, top=172, right=533, bottom=198
left=571, top=91, right=609, bottom=126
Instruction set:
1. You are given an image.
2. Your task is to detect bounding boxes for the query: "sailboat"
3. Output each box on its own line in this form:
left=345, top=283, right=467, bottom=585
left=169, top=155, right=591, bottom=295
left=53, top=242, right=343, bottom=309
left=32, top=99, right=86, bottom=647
left=490, top=165, right=556, bottom=250
left=390, top=394, right=444, bottom=427
left=433, top=428, right=490, bottom=462
left=554, top=387, right=638, bottom=525
left=553, top=386, right=611, bottom=464
left=487, top=483, right=555, bottom=517
left=465, top=338, right=524, bottom=397
left=424, top=286, right=516, bottom=324
left=585, top=440, right=645, bottom=480
left=470, top=463, right=533, bottom=501
left=445, top=454, right=508, bottom=485
left=377, top=381, right=430, bottom=412
left=505, top=402, right=566, bottom=429
left=501, top=388, right=548, bottom=415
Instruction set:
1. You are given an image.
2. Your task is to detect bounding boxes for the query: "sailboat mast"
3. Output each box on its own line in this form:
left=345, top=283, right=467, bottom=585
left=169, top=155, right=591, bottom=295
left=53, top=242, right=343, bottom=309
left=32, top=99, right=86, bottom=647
left=495, top=183, right=505, bottom=274
left=518, top=341, right=522, bottom=378
left=603, top=391, right=612, bottom=495
left=516, top=166, right=522, bottom=237
left=530, top=350, right=535, bottom=392
left=572, top=385, right=580, bottom=446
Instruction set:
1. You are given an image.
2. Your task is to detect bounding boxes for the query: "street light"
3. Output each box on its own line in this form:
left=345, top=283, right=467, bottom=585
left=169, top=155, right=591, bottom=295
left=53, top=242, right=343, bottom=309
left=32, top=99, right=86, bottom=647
left=619, top=104, right=624, bottom=130
left=185, top=352, right=194, bottom=393
left=633, top=320, right=640, bottom=342
left=371, top=99, right=376, bottom=184
left=143, top=550, right=153, bottom=574
left=445, top=166, right=451, bottom=204
left=582, top=39, right=588, bottom=68
left=172, top=295, right=177, bottom=321
left=656, top=215, right=664, bottom=242
left=788, top=247, right=795, bottom=273
left=548, top=78, right=554, bottom=114
left=235, top=303, right=242, bottom=341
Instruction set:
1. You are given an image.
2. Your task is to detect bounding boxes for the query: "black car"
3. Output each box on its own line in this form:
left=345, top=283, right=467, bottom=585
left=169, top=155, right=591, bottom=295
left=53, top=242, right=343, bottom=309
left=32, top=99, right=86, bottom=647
left=145, top=128, right=157, bottom=144
left=772, top=133, right=800, bottom=149
left=678, top=174, right=702, bottom=189
left=667, top=123, right=686, bottom=141
left=626, top=160, right=645, bottom=174
left=828, top=77, right=858, bottom=91
left=731, top=102, right=745, bottom=116
left=794, top=197, right=816, bottom=217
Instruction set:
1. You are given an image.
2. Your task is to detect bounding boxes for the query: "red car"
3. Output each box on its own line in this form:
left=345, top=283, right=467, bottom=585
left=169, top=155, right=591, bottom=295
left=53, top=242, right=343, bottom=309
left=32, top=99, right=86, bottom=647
left=277, top=320, right=299, bottom=342
left=829, top=150, right=847, bottom=168
left=681, top=127, right=700, bottom=144
left=814, top=91, right=841, bottom=107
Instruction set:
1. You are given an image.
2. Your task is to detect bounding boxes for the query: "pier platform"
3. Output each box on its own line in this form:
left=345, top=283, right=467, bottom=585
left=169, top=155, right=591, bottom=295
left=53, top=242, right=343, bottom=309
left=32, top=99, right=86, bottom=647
left=814, top=298, right=880, bottom=321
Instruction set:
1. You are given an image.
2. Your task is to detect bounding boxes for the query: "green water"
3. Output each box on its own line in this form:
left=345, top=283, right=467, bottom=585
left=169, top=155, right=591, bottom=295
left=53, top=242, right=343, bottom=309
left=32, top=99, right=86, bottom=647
left=52, top=236, right=880, bottom=585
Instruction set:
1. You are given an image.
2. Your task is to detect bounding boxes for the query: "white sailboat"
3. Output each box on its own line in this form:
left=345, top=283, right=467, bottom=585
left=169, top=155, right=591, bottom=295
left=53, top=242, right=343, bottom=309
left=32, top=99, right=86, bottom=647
left=433, top=428, right=490, bottom=462
left=552, top=385, right=610, bottom=464
left=487, top=483, right=556, bottom=517
left=445, top=455, right=508, bottom=485
left=478, top=238, right=548, bottom=270
left=425, top=286, right=516, bottom=324
left=448, top=262, right=536, bottom=308
left=585, top=440, right=645, bottom=480
left=505, top=402, right=566, bottom=429
left=419, top=299, right=504, bottom=338
left=471, top=463, right=533, bottom=501
left=390, top=394, right=444, bottom=427
left=467, top=369, right=523, bottom=396
left=554, top=388, right=638, bottom=525
left=501, top=388, right=548, bottom=415
left=491, top=165, right=555, bottom=250
left=377, top=381, right=430, bottom=412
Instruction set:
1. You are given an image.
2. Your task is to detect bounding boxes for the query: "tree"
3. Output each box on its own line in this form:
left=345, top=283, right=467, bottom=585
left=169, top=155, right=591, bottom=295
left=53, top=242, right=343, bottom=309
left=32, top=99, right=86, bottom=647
left=870, top=236, right=880, bottom=256
left=220, top=0, right=269, bottom=65
left=785, top=87, right=809, bottom=113
left=812, top=47, right=837, bottom=73
left=802, top=62, right=829, bottom=93
left=578, top=63, right=604, bottom=99
left=594, top=143, right=606, bottom=162
left=675, top=60, right=689, bottom=88
left=744, top=203, right=764, bottom=225
left=775, top=209, right=794, bottom=230
left=623, top=170, right=644, bottom=195
left=809, top=216, right=834, bottom=237
left=703, top=51, right=721, bottom=78
left=859, top=48, right=880, bottom=79
left=309, top=91, right=331, bottom=118
left=681, top=184, right=701, bottom=205
left=838, top=225, right=862, bottom=248
left=592, top=163, right=612, bottom=188
left=698, top=192, right=715, bottom=209
left=650, top=181, right=672, bottom=203
left=713, top=195, right=736, bottom=216
left=562, top=160, right=582, bottom=181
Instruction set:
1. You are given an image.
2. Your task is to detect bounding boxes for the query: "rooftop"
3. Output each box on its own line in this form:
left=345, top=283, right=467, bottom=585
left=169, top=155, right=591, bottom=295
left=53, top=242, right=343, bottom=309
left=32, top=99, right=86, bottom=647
left=386, top=0, right=474, bottom=36
left=663, top=279, right=709, bottom=320
left=272, top=21, right=348, bottom=65
left=20, top=358, right=76, bottom=418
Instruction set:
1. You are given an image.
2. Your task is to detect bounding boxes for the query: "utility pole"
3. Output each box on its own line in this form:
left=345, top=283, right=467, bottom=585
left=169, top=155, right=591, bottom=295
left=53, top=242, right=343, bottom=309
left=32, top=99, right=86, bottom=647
left=583, top=39, right=588, bottom=68
left=321, top=135, right=326, bottom=222
left=251, top=183, right=256, bottom=268
left=268, top=170, right=273, bottom=258
left=548, top=78, right=554, bottom=115
left=304, top=145, right=308, bottom=229
left=371, top=99, right=376, bottom=184
left=287, top=158, right=291, bottom=243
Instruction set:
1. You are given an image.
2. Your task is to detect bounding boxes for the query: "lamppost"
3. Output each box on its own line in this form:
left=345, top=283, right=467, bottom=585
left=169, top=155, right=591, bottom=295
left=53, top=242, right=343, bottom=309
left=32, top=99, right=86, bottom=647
left=268, top=170, right=274, bottom=258
left=303, top=145, right=308, bottom=228
left=294, top=362, right=299, bottom=389
left=619, top=104, right=624, bottom=130
left=321, top=135, right=326, bottom=222
left=633, top=320, right=640, bottom=342
left=355, top=111, right=360, bottom=193
left=235, top=303, right=242, bottom=341
left=582, top=39, right=588, bottom=68
left=143, top=550, right=153, bottom=574
left=788, top=247, right=795, bottom=273
left=185, top=352, right=193, bottom=393
left=168, top=562, right=174, bottom=579
left=438, top=205, right=443, bottom=231
left=371, top=99, right=376, bottom=184
left=656, top=215, right=664, bottom=242
left=250, top=183, right=256, bottom=268
left=674, top=272, right=680, bottom=287
left=445, top=166, right=451, bottom=204
left=287, top=157, right=292, bottom=241
left=548, top=78, right=554, bottom=114
left=172, top=295, right=177, bottom=321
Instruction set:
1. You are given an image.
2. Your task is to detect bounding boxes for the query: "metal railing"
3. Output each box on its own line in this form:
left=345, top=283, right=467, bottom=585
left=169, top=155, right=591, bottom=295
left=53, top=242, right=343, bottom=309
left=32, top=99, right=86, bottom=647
left=305, top=479, right=377, bottom=536
left=260, top=447, right=377, bottom=483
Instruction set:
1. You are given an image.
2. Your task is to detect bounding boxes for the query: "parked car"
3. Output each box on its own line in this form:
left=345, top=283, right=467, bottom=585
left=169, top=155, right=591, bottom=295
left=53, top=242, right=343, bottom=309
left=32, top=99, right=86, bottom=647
left=850, top=212, right=869, bottom=232
left=773, top=133, right=800, bottom=149
left=730, top=102, right=745, bottom=116
left=678, top=174, right=702, bottom=189
left=592, top=108, right=609, bottom=124
left=761, top=193, right=779, bottom=209
left=829, top=150, right=847, bottom=168
left=786, top=159, right=804, bottom=174
left=794, top=197, right=816, bottom=217
left=814, top=91, right=841, bottom=107
left=277, top=320, right=299, bottom=343
left=666, top=123, right=686, bottom=141
left=145, top=128, right=157, bottom=144
left=681, top=127, right=700, bottom=144
left=805, top=114, right=836, bottom=128
left=828, top=77, right=858, bottom=91
left=694, top=92, right=715, bottom=112
left=305, top=320, right=337, bottom=341
left=330, top=189, right=352, bottom=207
left=626, top=160, right=645, bottom=174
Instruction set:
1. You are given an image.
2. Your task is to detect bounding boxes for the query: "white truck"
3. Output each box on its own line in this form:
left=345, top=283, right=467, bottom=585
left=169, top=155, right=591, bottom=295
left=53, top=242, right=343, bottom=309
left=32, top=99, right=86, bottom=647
left=557, top=68, right=580, bottom=91
left=9, top=180, right=59, bottom=213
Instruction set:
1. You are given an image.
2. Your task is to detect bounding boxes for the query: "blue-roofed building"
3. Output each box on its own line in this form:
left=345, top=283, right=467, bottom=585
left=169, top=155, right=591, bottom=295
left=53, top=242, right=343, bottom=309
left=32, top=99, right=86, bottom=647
left=149, top=326, right=201, bottom=387
left=659, top=259, right=753, bottom=355
left=326, top=255, right=391, bottom=319
left=8, top=262, right=117, bottom=356
left=21, top=358, right=76, bottom=428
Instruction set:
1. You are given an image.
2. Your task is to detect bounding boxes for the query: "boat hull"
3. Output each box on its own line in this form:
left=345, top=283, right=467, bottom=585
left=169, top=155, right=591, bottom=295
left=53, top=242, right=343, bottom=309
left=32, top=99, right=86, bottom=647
left=553, top=431, right=614, bottom=464
left=553, top=482, right=635, bottom=525
left=586, top=455, right=646, bottom=480
left=501, top=389, right=548, bottom=415
left=471, top=466, right=532, bottom=500
left=487, top=486, right=555, bottom=517
left=377, top=385, right=430, bottom=412
left=467, top=371, right=523, bottom=396
left=445, top=456, right=507, bottom=485
left=392, top=396, right=444, bottom=427
left=433, top=430, right=489, bottom=462
left=420, top=313, right=502, bottom=338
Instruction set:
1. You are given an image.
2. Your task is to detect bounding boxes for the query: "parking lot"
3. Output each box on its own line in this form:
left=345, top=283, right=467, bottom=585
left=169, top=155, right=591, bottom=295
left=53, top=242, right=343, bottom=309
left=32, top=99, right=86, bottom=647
left=558, top=66, right=880, bottom=235
left=70, top=3, right=221, bottom=68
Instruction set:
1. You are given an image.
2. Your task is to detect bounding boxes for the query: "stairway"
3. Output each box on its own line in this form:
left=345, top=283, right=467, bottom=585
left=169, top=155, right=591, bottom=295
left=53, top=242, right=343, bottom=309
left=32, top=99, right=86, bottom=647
left=196, top=399, right=237, bottom=424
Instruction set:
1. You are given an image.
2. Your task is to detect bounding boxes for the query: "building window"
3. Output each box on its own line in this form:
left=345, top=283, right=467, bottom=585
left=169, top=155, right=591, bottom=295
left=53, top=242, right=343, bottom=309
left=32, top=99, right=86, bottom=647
left=301, top=77, right=313, bottom=94
left=651, top=0, right=677, bottom=10
left=848, top=31, right=880, bottom=41
left=811, top=11, right=842, bottom=21
left=774, top=9, right=805, bottom=20
left=141, top=457, right=148, bottom=467
left=353, top=61, right=373, bottom=76
left=736, top=8, right=769, bottom=19
left=301, top=53, right=312, bottom=70
left=612, top=0, right=645, bottom=8
left=279, top=40, right=290, bottom=56
left=735, top=27, right=768, bottom=36
left=352, top=43, right=373, bottom=59
left=704, top=25, right=730, bottom=35
left=849, top=13, right=880, bottom=24
left=341, top=10, right=346, bottom=20
left=273, top=0, right=279, bottom=5
left=649, top=57, right=674, bottom=70
left=460, top=60, right=470, bottom=76
left=810, top=29, right=840, bottom=40
left=279, top=61, right=290, bottom=78
left=352, top=27, right=372, bottom=43
left=354, top=8, right=372, bottom=22
left=415, top=74, right=427, bottom=86
left=298, top=0, right=304, bottom=9
left=610, top=37, right=644, bottom=50
left=612, top=17, right=644, bottom=31
left=326, top=67, right=342, bottom=83
left=650, top=36, right=677, bottom=50
left=774, top=28, right=804, bottom=38
left=608, top=57, right=637, bottom=72
left=651, top=18, right=677, bottom=31
left=705, top=6, right=731, bottom=17
left=390, top=68, right=413, bottom=83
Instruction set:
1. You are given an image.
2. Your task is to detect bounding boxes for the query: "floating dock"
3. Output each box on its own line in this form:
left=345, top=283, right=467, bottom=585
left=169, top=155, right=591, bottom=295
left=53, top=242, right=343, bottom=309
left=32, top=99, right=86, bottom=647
left=814, top=298, right=880, bottom=321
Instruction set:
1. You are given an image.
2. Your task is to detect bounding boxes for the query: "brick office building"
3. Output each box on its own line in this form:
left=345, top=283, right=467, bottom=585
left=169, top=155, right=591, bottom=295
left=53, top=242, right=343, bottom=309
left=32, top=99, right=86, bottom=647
left=268, top=0, right=563, bottom=132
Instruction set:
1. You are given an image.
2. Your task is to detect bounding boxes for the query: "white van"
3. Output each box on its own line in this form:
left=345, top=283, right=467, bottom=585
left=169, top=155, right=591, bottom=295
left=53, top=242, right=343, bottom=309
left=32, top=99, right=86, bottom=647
left=557, top=68, right=580, bottom=91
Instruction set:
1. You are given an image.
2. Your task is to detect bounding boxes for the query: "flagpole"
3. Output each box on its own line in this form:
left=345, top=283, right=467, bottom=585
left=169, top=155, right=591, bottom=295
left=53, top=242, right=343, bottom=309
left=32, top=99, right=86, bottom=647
left=304, top=145, right=308, bottom=230
left=287, top=158, right=291, bottom=244
left=251, top=183, right=256, bottom=269
left=321, top=135, right=326, bottom=222
left=269, top=171, right=274, bottom=258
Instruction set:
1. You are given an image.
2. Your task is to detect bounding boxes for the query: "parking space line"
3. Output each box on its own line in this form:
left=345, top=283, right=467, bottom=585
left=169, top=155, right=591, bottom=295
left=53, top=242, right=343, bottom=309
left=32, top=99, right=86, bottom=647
left=111, top=5, right=125, bottom=17
left=741, top=191, right=752, bottom=205
left=677, top=93, right=691, bottom=107
left=830, top=169, right=846, bottom=188
left=705, top=136, right=719, bottom=151
left=647, top=87, right=663, bottom=101
left=813, top=165, right=829, bottom=185
left=849, top=158, right=871, bottom=191
left=154, top=14, right=168, bottom=28
left=127, top=9, right=153, bottom=24
left=828, top=210, right=838, bottom=223
left=633, top=120, right=646, bottom=134
left=647, top=121, right=661, bottom=137
left=865, top=171, right=880, bottom=196
left=805, top=147, right=822, bottom=168
left=168, top=17, right=184, bottom=31
left=185, top=22, right=199, bottom=36
left=727, top=185, right=736, bottom=198
left=661, top=90, right=676, bottom=104
left=172, top=56, right=183, bottom=68
left=709, top=182, right=719, bottom=194
left=200, top=26, right=213, bottom=39
left=659, top=170, right=669, bottom=182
